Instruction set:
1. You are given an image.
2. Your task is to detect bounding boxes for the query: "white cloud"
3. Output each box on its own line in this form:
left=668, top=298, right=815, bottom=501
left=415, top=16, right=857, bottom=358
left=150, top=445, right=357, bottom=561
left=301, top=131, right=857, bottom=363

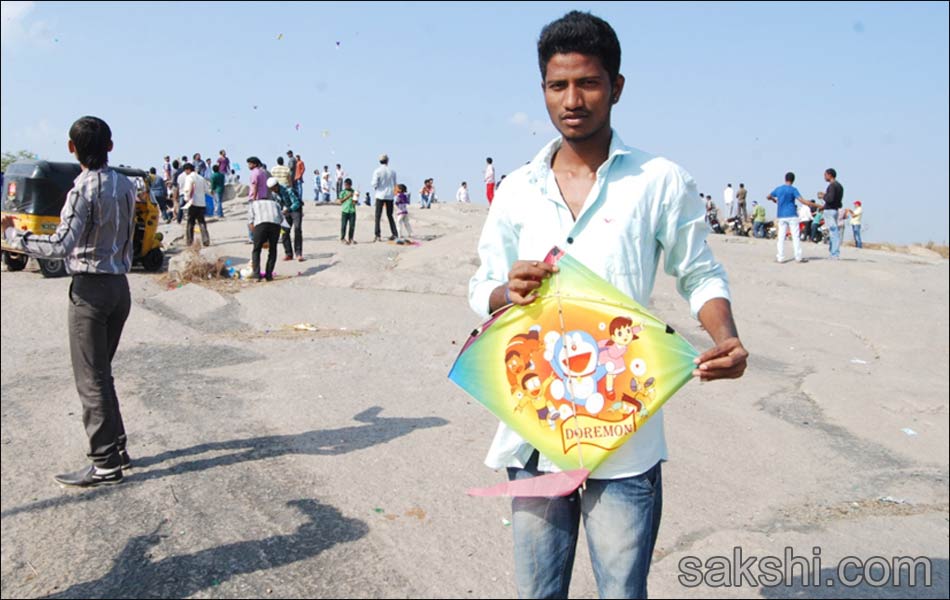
left=509, top=111, right=554, bottom=137
left=1, top=1, right=52, bottom=47
left=509, top=112, right=529, bottom=126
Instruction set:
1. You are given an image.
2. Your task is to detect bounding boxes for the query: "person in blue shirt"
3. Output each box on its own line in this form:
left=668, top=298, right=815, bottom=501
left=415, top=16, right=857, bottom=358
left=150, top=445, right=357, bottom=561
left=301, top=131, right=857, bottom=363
left=767, top=172, right=818, bottom=263
left=469, top=11, right=748, bottom=599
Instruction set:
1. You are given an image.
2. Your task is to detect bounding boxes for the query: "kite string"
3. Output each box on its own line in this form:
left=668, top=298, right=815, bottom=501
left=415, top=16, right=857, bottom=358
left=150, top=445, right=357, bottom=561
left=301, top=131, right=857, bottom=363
left=553, top=267, right=586, bottom=484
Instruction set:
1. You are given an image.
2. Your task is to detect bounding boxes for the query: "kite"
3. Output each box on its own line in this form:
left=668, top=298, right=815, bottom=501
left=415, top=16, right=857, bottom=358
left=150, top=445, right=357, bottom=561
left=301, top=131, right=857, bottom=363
left=321, top=130, right=330, bottom=138
left=448, top=246, right=698, bottom=497
left=277, top=33, right=284, bottom=40
left=295, top=123, right=301, bottom=131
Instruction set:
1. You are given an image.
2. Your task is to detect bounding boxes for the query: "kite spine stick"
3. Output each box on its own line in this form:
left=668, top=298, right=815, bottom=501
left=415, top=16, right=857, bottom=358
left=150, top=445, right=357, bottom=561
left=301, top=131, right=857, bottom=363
left=553, top=268, right=586, bottom=488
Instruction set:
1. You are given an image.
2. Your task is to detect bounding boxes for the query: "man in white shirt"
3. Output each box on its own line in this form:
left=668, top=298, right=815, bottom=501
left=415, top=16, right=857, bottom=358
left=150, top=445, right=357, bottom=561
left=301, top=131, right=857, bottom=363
left=456, top=181, right=470, bottom=203
left=468, top=11, right=747, bottom=599
left=797, top=201, right=813, bottom=242
left=182, top=163, right=210, bottom=246
left=723, top=183, right=737, bottom=220
left=321, top=166, right=331, bottom=203
left=371, top=154, right=399, bottom=241
left=484, top=157, right=496, bottom=205
left=335, top=163, right=346, bottom=197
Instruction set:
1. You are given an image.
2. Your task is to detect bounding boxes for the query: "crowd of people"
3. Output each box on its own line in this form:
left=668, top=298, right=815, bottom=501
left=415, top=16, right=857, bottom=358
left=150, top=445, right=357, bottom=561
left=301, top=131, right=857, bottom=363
left=141, top=148, right=458, bottom=280
left=703, top=169, right=865, bottom=263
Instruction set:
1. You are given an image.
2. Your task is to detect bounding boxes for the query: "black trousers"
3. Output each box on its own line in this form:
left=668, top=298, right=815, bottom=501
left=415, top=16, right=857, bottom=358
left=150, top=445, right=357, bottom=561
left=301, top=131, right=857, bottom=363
left=252, top=222, right=281, bottom=279
left=186, top=205, right=210, bottom=246
left=341, top=212, right=356, bottom=241
left=280, top=210, right=304, bottom=257
left=374, top=199, right=397, bottom=238
left=68, top=274, right=131, bottom=468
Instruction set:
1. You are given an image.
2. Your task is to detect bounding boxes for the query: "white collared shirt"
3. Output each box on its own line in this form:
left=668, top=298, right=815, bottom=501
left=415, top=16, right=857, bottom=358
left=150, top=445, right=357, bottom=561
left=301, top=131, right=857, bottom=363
left=468, top=131, right=731, bottom=479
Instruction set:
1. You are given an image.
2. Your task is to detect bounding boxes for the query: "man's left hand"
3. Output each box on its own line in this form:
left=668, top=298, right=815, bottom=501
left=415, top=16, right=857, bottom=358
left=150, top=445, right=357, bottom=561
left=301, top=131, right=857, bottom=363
left=693, top=337, right=748, bottom=381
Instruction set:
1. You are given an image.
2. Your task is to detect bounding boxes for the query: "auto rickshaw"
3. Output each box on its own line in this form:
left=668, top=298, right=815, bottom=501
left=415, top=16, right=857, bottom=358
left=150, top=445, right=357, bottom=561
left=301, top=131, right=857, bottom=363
left=1, top=160, right=164, bottom=276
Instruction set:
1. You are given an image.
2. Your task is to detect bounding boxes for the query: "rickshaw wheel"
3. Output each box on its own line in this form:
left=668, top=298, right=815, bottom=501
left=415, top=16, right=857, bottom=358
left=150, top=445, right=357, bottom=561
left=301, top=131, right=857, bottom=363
left=142, top=248, right=164, bottom=272
left=38, top=259, right=67, bottom=278
left=2, top=252, right=28, bottom=272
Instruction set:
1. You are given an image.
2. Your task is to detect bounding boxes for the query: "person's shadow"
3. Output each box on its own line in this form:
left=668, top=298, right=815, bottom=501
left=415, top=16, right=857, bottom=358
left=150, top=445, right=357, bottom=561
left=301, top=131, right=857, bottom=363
left=2, top=407, right=448, bottom=519
left=41, top=498, right=368, bottom=599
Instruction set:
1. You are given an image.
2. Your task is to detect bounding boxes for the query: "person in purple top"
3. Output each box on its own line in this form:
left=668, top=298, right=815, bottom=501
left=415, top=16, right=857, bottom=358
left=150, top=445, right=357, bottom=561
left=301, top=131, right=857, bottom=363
left=217, top=150, right=230, bottom=180
left=247, top=156, right=270, bottom=242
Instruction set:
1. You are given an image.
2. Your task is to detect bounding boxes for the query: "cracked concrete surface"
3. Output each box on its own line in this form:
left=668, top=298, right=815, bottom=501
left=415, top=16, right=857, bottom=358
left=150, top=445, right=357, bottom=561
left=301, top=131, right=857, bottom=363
left=2, top=202, right=947, bottom=598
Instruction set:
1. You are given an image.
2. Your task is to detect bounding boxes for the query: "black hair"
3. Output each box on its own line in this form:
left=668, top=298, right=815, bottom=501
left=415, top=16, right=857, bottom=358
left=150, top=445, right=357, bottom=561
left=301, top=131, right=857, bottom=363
left=172, top=160, right=180, bottom=169
left=212, top=165, right=219, bottom=173
left=149, top=167, right=156, bottom=175
left=486, top=157, right=493, bottom=164
left=183, top=163, right=195, bottom=171
left=739, top=183, right=744, bottom=187
left=785, top=172, right=796, bottom=184
left=277, top=156, right=284, bottom=165
left=287, top=150, right=294, bottom=155
left=538, top=11, right=621, bottom=86
left=825, top=168, right=837, bottom=178
left=461, top=181, right=467, bottom=186
left=68, top=116, right=112, bottom=169
left=344, top=178, right=352, bottom=186
left=247, top=156, right=261, bottom=167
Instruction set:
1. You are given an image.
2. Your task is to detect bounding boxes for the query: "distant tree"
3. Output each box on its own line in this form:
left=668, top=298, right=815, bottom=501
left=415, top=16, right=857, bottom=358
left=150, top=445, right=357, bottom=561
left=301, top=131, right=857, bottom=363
left=2, top=150, right=39, bottom=172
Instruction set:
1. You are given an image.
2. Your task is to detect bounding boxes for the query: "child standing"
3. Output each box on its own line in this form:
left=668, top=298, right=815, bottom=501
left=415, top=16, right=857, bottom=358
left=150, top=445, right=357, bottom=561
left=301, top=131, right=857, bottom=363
left=394, top=183, right=413, bottom=244
left=339, top=178, right=357, bottom=245
left=313, top=169, right=321, bottom=207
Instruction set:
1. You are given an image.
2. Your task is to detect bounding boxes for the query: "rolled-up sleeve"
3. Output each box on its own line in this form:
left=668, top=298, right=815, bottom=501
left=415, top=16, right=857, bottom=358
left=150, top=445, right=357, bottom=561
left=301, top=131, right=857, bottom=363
left=468, top=198, right=518, bottom=319
left=656, top=169, right=731, bottom=319
left=8, top=185, right=89, bottom=260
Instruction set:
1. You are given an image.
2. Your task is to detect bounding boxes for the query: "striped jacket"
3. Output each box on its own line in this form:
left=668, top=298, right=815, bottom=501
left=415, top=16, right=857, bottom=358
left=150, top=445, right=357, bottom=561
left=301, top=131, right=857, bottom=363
left=4, top=167, right=135, bottom=274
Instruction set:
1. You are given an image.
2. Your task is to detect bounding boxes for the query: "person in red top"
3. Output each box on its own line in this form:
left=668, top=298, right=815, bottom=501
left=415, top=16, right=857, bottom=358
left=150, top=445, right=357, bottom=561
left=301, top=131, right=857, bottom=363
left=294, top=154, right=306, bottom=203
left=484, top=157, right=496, bottom=204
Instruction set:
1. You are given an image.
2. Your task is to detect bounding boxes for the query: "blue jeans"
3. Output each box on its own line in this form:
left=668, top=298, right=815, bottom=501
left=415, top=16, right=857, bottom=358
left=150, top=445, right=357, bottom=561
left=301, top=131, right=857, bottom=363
left=852, top=224, right=862, bottom=248
left=508, top=452, right=663, bottom=599
left=753, top=221, right=765, bottom=238
left=421, top=193, right=432, bottom=208
left=213, top=191, right=224, bottom=217
left=294, top=180, right=303, bottom=203
left=825, top=209, right=841, bottom=257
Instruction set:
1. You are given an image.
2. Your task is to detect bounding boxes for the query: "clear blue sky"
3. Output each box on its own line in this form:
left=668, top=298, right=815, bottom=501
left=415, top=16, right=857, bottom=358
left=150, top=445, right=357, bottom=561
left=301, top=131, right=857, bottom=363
left=2, top=1, right=947, bottom=244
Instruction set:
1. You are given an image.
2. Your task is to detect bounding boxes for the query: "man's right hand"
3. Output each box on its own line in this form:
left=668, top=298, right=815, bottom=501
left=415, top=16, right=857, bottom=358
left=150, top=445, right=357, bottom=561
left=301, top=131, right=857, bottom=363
left=488, top=260, right=559, bottom=313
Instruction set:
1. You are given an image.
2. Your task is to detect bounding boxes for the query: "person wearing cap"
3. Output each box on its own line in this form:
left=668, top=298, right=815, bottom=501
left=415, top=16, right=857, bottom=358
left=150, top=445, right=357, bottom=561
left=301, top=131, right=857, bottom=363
left=844, top=200, right=863, bottom=249
left=248, top=177, right=285, bottom=281
left=182, top=163, right=211, bottom=247
left=371, top=154, right=399, bottom=242
left=269, top=177, right=304, bottom=261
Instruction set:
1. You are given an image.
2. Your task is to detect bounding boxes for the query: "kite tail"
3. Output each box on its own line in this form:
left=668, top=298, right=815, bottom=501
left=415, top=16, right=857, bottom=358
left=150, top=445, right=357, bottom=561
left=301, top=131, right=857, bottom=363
left=467, top=469, right=591, bottom=498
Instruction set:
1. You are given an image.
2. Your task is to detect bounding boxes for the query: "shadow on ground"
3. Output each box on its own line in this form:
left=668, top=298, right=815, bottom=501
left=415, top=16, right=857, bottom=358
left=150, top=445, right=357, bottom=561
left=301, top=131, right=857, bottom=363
left=41, top=498, right=367, bottom=599
left=1, top=407, right=448, bottom=519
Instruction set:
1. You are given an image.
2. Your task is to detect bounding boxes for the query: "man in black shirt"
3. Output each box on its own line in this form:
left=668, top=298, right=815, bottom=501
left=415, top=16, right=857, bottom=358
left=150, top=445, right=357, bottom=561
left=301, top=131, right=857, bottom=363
left=818, top=168, right=844, bottom=259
